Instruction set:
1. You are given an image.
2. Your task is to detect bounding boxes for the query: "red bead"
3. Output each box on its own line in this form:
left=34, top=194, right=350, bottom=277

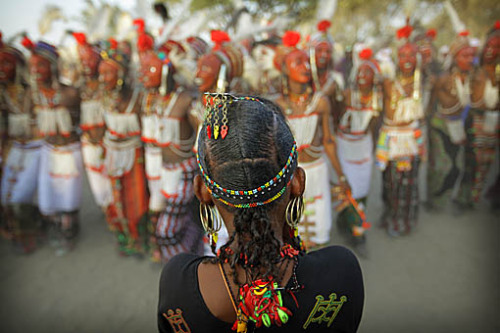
left=221, top=125, right=228, bottom=139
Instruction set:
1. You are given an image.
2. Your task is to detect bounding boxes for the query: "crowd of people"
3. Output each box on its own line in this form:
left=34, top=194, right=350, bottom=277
left=0, top=8, right=498, bottom=262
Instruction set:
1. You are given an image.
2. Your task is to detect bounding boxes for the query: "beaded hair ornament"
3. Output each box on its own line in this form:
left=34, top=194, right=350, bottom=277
left=197, top=93, right=298, bottom=209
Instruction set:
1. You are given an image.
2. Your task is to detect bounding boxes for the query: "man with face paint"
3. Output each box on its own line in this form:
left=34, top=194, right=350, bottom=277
left=335, top=48, right=382, bottom=254
left=275, top=31, right=348, bottom=249
left=21, top=36, right=83, bottom=255
left=71, top=32, right=113, bottom=216
left=98, top=39, right=149, bottom=256
left=193, top=30, right=245, bottom=97
left=466, top=21, right=499, bottom=208
left=250, top=40, right=281, bottom=97
left=0, top=32, right=43, bottom=253
left=427, top=31, right=477, bottom=213
left=136, top=22, right=203, bottom=263
left=309, top=20, right=345, bottom=131
left=376, top=24, right=425, bottom=236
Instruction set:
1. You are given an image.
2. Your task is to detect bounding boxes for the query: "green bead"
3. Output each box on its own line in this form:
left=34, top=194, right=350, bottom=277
left=262, top=313, right=271, bottom=327
left=277, top=308, right=289, bottom=324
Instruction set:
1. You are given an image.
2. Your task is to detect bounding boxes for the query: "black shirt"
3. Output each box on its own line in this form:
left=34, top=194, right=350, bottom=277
left=158, top=246, right=364, bottom=332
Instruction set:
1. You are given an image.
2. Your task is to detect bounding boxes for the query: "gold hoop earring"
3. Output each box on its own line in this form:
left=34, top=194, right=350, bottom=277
left=200, top=203, right=223, bottom=247
left=286, top=195, right=304, bottom=230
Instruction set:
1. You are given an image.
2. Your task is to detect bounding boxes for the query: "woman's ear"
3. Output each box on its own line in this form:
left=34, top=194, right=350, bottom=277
left=193, top=174, right=214, bottom=205
left=291, top=167, right=305, bottom=198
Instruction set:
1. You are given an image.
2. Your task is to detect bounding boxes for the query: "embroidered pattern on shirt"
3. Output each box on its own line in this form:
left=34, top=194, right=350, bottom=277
left=303, top=293, right=347, bottom=329
left=163, top=308, right=191, bottom=333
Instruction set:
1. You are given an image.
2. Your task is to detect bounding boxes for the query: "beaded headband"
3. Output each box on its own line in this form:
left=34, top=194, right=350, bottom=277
left=197, top=142, right=297, bottom=208
left=198, top=93, right=298, bottom=208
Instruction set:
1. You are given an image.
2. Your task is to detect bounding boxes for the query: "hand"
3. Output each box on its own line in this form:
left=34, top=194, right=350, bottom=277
left=338, top=175, right=351, bottom=193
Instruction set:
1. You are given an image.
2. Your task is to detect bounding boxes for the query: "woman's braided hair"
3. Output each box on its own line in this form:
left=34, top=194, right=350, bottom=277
left=197, top=95, right=301, bottom=283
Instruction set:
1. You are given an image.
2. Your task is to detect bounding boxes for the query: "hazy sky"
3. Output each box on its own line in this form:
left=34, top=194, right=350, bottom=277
left=0, top=0, right=136, bottom=45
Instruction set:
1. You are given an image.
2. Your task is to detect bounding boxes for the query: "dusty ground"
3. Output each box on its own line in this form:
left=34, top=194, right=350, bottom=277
left=0, top=165, right=499, bottom=333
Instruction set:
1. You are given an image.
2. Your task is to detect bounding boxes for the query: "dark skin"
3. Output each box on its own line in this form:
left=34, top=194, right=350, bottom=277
left=138, top=51, right=196, bottom=164
left=29, top=54, right=81, bottom=145
left=0, top=52, right=17, bottom=84
left=313, top=42, right=343, bottom=129
left=383, top=44, right=419, bottom=126
left=342, top=64, right=381, bottom=143
left=0, top=51, right=32, bottom=161
left=429, top=47, right=476, bottom=119
left=78, top=45, right=103, bottom=144
left=471, top=36, right=499, bottom=110
left=194, top=167, right=306, bottom=323
left=275, top=50, right=346, bottom=182
left=195, top=54, right=221, bottom=93
left=98, top=60, right=141, bottom=142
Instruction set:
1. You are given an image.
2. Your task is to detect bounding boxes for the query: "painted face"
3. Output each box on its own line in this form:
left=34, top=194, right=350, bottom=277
left=398, top=43, right=417, bottom=75
left=29, top=54, right=52, bottom=85
left=139, top=51, right=162, bottom=88
left=78, top=45, right=100, bottom=77
left=285, top=49, right=311, bottom=84
left=356, top=63, right=375, bottom=90
left=195, top=54, right=221, bottom=92
left=314, top=42, right=332, bottom=69
left=0, top=51, right=17, bottom=83
left=455, top=46, right=475, bottom=72
left=482, top=36, right=499, bottom=65
left=252, top=45, right=276, bottom=72
left=98, top=60, right=120, bottom=91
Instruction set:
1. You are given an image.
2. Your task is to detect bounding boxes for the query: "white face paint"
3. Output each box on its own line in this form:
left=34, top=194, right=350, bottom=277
left=194, top=77, right=203, bottom=86
left=252, top=45, right=276, bottom=72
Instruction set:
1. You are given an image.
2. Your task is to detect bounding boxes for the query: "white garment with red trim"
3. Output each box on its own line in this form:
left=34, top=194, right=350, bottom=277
left=287, top=114, right=319, bottom=150
left=81, top=138, right=112, bottom=208
left=299, top=155, right=332, bottom=245
left=36, top=106, right=73, bottom=137
left=337, top=132, right=373, bottom=199
left=38, top=142, right=83, bottom=215
left=145, top=145, right=165, bottom=212
left=1, top=140, right=42, bottom=205
left=81, top=99, right=105, bottom=130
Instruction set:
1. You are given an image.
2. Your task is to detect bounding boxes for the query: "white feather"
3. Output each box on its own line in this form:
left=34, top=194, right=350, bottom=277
left=315, top=0, right=337, bottom=22
left=87, top=5, right=112, bottom=41
left=444, top=0, right=465, bottom=34
left=38, top=5, right=67, bottom=36
left=156, top=0, right=193, bottom=46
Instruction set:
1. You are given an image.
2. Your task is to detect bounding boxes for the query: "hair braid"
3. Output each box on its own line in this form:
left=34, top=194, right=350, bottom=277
left=199, top=96, right=297, bottom=284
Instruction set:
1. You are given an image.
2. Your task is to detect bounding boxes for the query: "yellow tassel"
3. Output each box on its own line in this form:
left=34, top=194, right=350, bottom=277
left=214, top=125, right=220, bottom=139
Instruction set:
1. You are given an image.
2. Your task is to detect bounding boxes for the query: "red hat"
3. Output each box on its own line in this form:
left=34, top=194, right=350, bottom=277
left=426, top=29, right=437, bottom=40
left=72, top=32, right=87, bottom=46
left=359, top=48, right=373, bottom=61
left=211, top=30, right=231, bottom=51
left=21, top=35, right=35, bottom=50
left=282, top=31, right=300, bottom=48
left=397, top=25, right=413, bottom=40
left=317, top=20, right=331, bottom=33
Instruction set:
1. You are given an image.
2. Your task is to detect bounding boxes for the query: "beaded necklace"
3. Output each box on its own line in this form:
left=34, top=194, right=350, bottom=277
left=218, top=244, right=302, bottom=332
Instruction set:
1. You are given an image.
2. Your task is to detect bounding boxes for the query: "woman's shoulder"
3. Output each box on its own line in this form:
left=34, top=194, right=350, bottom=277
left=297, top=246, right=363, bottom=305
left=159, top=253, right=206, bottom=285
left=286, top=246, right=364, bottom=332
left=304, top=245, right=360, bottom=267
